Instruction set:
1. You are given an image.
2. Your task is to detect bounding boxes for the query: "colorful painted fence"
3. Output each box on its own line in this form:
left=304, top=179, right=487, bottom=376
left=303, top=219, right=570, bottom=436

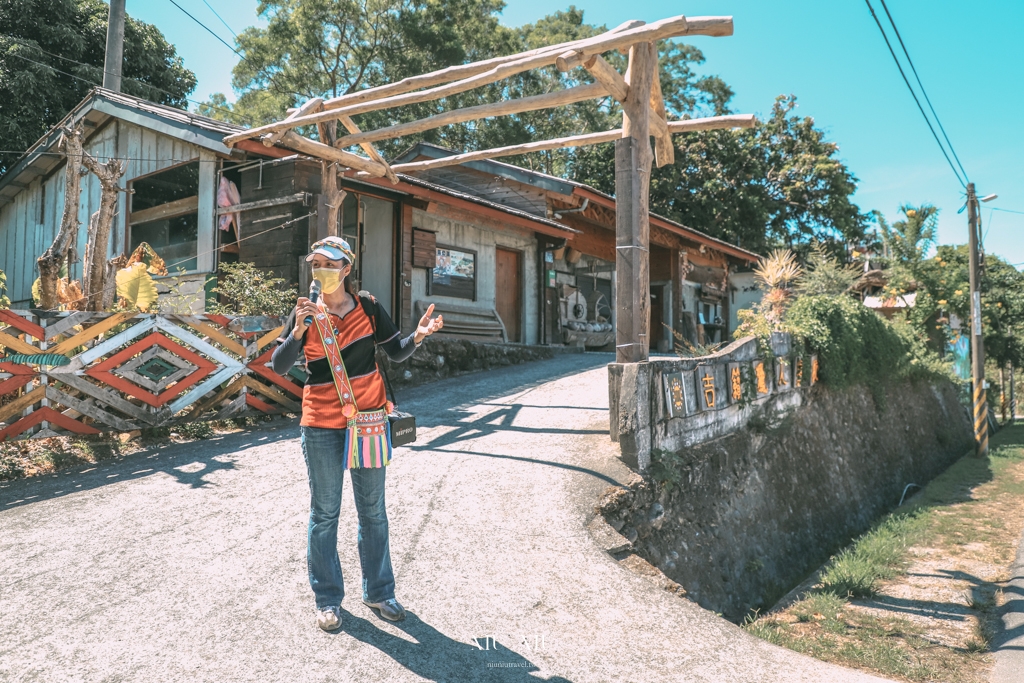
left=0, top=309, right=302, bottom=441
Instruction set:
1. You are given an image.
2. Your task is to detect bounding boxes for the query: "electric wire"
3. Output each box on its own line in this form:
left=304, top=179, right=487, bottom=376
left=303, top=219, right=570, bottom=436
left=165, top=0, right=241, bottom=56
left=1, top=49, right=256, bottom=126
left=200, top=0, right=238, bottom=38
left=990, top=207, right=1024, bottom=216
left=863, top=0, right=967, bottom=187
left=877, top=0, right=969, bottom=183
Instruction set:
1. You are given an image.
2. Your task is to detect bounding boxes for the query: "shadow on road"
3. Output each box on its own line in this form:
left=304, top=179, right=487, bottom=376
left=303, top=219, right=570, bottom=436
left=0, top=425, right=295, bottom=510
left=340, top=609, right=573, bottom=683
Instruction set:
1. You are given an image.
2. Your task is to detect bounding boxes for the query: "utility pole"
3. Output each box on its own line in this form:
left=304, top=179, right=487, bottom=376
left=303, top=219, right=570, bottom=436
left=102, top=0, right=126, bottom=92
left=967, top=182, right=989, bottom=457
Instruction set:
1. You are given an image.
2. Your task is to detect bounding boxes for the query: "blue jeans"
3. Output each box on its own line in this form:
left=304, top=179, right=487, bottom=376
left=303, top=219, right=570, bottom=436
left=300, top=425, right=396, bottom=609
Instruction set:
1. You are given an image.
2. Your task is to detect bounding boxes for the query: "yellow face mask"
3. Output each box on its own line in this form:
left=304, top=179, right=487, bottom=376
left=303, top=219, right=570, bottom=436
left=312, top=267, right=343, bottom=294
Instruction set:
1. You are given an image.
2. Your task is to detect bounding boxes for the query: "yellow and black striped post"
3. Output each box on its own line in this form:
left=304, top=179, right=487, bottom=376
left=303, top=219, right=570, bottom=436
left=966, top=183, right=988, bottom=457
left=973, top=379, right=989, bottom=457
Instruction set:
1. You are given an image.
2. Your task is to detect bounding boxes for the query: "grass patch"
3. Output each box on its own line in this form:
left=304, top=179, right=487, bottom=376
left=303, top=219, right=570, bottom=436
left=745, top=423, right=1024, bottom=683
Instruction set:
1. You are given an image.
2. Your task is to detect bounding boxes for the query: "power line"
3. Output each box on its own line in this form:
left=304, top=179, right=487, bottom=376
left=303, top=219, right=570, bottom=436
left=200, top=0, right=237, bottom=38
left=165, top=0, right=241, bottom=57
left=990, top=207, right=1024, bottom=216
left=0, top=46, right=255, bottom=126
left=863, top=0, right=967, bottom=187
left=877, top=0, right=969, bottom=183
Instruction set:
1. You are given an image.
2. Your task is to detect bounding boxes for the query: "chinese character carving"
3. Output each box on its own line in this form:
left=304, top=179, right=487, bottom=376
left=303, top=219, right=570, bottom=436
left=669, top=376, right=684, bottom=413
left=777, top=359, right=788, bottom=387
left=755, top=362, right=768, bottom=395
left=731, top=366, right=742, bottom=401
left=795, top=358, right=804, bottom=387
left=701, top=372, right=716, bottom=409
left=811, top=356, right=819, bottom=384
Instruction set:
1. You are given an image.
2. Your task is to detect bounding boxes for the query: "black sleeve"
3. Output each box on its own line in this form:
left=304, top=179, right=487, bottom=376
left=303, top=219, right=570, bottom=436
left=369, top=298, right=418, bottom=363
left=271, top=307, right=306, bottom=375
left=370, top=299, right=401, bottom=345
left=277, top=307, right=298, bottom=344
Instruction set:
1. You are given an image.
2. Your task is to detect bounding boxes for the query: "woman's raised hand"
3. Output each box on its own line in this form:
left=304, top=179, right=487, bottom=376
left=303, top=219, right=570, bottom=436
left=414, top=303, right=444, bottom=344
left=292, top=297, right=321, bottom=337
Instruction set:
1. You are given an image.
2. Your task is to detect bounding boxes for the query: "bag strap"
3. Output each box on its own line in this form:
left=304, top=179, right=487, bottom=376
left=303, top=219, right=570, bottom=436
left=358, top=291, right=400, bottom=408
left=310, top=300, right=360, bottom=416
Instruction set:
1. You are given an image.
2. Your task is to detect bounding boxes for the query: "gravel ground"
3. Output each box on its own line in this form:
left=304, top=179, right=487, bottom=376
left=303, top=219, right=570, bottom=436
left=0, top=353, right=892, bottom=682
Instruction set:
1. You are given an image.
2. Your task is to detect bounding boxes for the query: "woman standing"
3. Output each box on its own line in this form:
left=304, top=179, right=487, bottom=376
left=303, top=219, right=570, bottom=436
left=272, top=236, right=443, bottom=631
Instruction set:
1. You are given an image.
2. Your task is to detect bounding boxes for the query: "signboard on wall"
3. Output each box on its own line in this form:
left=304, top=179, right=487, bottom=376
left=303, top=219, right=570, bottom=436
left=431, top=246, right=476, bottom=300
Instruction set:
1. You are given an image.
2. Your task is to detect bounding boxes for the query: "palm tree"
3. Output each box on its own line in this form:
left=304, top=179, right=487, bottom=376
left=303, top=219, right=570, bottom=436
left=873, top=204, right=939, bottom=268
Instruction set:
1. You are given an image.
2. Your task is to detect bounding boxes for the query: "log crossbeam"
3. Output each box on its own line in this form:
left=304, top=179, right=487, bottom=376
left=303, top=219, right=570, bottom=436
left=222, top=14, right=734, bottom=152
left=355, top=115, right=756, bottom=177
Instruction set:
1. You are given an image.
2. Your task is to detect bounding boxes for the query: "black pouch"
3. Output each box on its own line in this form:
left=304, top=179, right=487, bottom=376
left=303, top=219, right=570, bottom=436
left=388, top=410, right=417, bottom=447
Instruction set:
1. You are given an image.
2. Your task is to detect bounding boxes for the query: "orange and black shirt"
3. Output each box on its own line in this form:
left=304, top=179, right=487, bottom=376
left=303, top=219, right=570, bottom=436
left=271, top=294, right=417, bottom=429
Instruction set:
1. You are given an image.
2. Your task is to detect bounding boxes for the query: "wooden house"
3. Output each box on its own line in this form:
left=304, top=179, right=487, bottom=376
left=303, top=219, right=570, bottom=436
left=0, top=91, right=761, bottom=353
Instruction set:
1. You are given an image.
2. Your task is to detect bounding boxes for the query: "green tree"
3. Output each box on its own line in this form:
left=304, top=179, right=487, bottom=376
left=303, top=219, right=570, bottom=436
left=0, top=0, right=197, bottom=174
left=916, top=245, right=1024, bottom=370
left=873, top=204, right=938, bottom=296
left=572, top=95, right=867, bottom=252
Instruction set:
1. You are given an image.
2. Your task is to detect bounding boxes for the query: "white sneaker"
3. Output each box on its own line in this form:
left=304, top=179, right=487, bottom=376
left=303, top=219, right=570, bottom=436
left=316, top=605, right=341, bottom=631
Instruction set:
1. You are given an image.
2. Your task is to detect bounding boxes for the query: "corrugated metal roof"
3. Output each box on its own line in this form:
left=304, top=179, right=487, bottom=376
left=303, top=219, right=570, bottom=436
left=0, top=88, right=244, bottom=201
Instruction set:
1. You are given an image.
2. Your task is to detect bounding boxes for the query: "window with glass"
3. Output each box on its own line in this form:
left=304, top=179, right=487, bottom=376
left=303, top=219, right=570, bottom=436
left=129, top=162, right=200, bottom=271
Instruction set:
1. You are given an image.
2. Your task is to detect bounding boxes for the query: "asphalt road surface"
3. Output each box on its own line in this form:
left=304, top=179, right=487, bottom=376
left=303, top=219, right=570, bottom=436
left=0, top=353, right=892, bottom=682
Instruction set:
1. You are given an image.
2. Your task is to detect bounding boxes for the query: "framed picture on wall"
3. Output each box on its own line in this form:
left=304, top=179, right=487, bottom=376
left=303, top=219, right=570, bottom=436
left=430, top=246, right=476, bottom=300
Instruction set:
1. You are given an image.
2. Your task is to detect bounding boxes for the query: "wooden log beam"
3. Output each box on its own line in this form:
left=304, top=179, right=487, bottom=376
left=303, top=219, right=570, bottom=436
left=649, top=75, right=673, bottom=167
left=333, top=82, right=607, bottom=149
left=265, top=97, right=323, bottom=146
left=222, top=16, right=725, bottom=147
left=667, top=114, right=756, bottom=133
left=338, top=114, right=399, bottom=184
left=615, top=42, right=656, bottom=364
left=361, top=114, right=757, bottom=176
left=275, top=131, right=388, bottom=176
left=321, top=20, right=644, bottom=113
left=556, top=16, right=733, bottom=72
left=582, top=55, right=670, bottom=142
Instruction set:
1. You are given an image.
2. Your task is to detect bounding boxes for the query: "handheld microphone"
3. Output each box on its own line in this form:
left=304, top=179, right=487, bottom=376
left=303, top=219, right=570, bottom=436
left=305, top=279, right=321, bottom=326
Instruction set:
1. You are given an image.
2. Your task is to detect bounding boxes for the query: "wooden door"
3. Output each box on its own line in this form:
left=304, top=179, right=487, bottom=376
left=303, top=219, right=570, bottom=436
left=650, top=285, right=664, bottom=351
left=495, top=248, right=522, bottom=343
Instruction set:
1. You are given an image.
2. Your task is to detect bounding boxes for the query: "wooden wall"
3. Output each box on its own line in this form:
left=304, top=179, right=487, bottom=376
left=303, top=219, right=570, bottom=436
left=0, top=120, right=213, bottom=307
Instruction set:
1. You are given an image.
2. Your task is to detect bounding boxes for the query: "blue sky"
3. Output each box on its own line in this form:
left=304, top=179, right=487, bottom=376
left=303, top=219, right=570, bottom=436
left=125, top=0, right=1024, bottom=266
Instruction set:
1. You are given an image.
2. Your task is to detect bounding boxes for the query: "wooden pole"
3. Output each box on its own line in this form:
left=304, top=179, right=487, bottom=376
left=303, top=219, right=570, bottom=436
left=360, top=115, right=755, bottom=176
left=615, top=42, right=656, bottom=364
left=265, top=97, right=323, bottom=145
left=37, top=126, right=85, bottom=310
left=102, top=0, right=125, bottom=92
left=81, top=155, right=127, bottom=311
left=332, top=83, right=607, bottom=149
left=222, top=15, right=733, bottom=148
left=276, top=131, right=389, bottom=177
left=967, top=182, right=989, bottom=456
left=337, top=114, right=399, bottom=184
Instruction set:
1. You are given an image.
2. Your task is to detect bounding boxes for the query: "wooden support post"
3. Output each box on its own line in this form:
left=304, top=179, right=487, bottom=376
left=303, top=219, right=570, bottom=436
left=649, top=75, right=674, bottom=167
left=615, top=42, right=655, bottom=364
left=37, top=126, right=85, bottom=310
left=81, top=155, right=127, bottom=311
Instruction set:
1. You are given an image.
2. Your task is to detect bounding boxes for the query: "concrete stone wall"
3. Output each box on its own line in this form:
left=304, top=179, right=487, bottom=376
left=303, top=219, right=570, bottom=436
left=601, top=354, right=974, bottom=622
left=410, top=208, right=539, bottom=345
left=378, top=336, right=579, bottom=390
left=609, top=333, right=809, bottom=472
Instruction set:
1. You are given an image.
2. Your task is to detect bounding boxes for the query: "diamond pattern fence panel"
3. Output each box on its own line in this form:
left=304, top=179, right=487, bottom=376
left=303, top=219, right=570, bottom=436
left=0, top=310, right=304, bottom=441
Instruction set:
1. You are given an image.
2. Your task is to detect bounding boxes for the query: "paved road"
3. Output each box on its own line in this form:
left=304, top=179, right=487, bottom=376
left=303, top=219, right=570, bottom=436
left=991, top=523, right=1024, bottom=683
left=0, top=354, right=891, bottom=682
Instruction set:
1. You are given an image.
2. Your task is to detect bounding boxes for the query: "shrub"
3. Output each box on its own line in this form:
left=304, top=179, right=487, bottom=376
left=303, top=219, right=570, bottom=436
left=179, top=421, right=214, bottom=439
left=209, top=261, right=296, bottom=317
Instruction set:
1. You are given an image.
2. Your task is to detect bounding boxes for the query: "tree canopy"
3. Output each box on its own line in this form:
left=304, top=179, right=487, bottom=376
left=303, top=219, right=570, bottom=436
left=0, top=0, right=197, bottom=174
left=200, top=1, right=866, bottom=253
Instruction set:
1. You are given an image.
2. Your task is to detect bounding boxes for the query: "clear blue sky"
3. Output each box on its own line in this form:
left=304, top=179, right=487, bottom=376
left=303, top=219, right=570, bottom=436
left=126, top=0, right=1024, bottom=267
